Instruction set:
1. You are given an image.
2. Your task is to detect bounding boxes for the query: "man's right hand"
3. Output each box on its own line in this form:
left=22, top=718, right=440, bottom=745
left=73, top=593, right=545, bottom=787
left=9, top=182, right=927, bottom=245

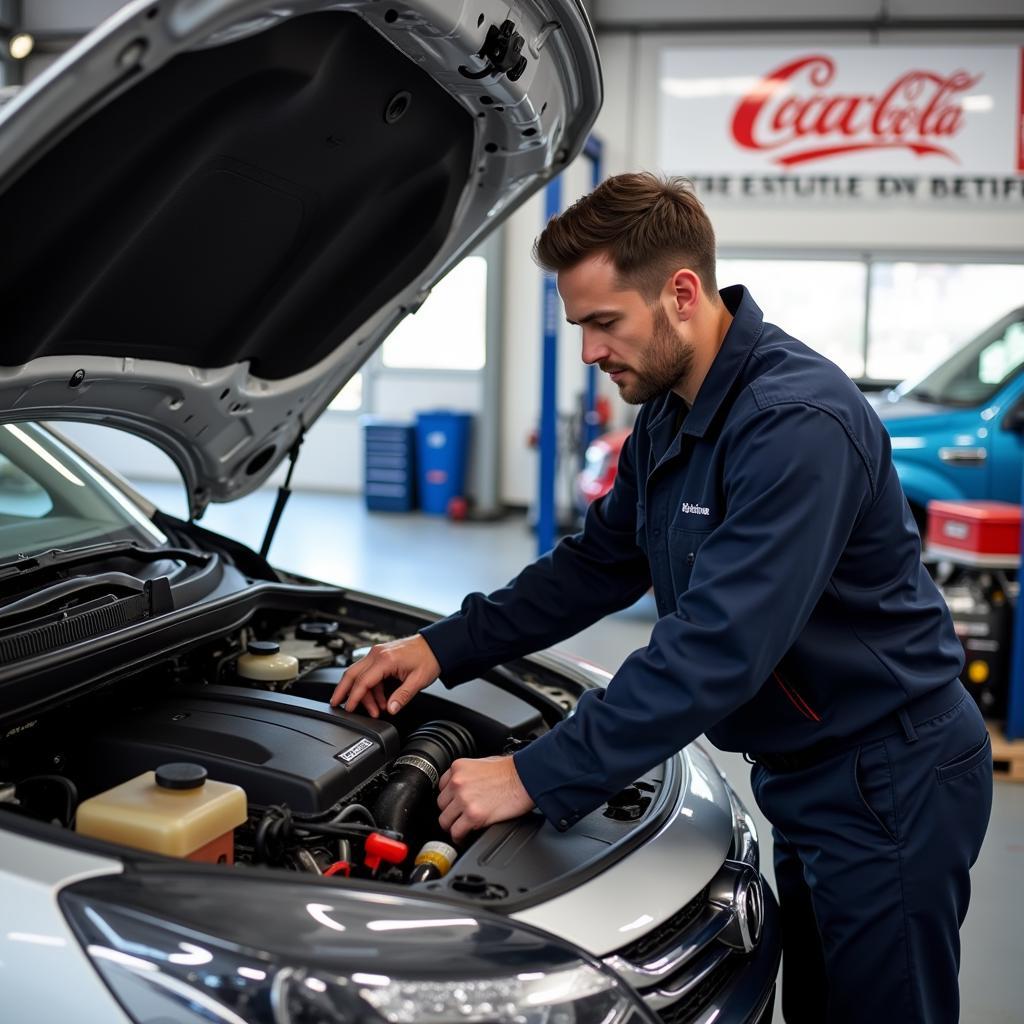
left=329, top=634, right=441, bottom=719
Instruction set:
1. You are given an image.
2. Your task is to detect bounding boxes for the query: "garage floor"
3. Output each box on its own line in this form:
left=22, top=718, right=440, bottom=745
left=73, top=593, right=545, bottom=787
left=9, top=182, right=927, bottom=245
left=143, top=483, right=1023, bottom=1022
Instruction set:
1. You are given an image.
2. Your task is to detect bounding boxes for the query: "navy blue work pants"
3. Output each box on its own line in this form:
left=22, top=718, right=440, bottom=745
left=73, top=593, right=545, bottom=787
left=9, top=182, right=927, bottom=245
left=751, top=690, right=993, bottom=1023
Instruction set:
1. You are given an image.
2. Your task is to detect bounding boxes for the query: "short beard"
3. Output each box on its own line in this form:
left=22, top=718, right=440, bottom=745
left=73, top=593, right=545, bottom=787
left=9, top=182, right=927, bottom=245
left=615, top=304, right=695, bottom=405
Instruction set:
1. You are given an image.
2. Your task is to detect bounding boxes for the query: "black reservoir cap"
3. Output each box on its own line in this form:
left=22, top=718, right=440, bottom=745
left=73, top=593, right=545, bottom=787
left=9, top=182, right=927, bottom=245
left=156, top=762, right=207, bottom=790
left=247, top=640, right=280, bottom=656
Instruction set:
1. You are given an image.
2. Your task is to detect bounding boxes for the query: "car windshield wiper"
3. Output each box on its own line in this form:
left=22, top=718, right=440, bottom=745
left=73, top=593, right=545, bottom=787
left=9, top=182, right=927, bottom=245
left=0, top=542, right=211, bottom=584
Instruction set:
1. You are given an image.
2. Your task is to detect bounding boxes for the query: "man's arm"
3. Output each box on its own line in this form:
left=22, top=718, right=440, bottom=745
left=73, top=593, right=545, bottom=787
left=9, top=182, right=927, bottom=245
left=331, top=426, right=651, bottom=717
left=419, top=425, right=652, bottom=685
left=513, top=401, right=874, bottom=829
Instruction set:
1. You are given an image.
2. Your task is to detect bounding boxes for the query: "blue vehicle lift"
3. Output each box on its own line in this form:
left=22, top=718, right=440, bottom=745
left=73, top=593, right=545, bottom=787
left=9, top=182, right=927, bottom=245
left=1005, top=482, right=1024, bottom=740
left=536, top=135, right=603, bottom=556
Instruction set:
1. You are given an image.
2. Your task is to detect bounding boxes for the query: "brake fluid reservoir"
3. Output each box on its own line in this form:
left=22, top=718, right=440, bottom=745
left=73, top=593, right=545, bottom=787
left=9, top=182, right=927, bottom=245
left=75, top=763, right=246, bottom=863
left=237, top=639, right=299, bottom=682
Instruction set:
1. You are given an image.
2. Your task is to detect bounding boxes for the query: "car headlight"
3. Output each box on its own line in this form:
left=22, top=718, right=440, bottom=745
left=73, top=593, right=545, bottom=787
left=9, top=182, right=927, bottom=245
left=61, top=871, right=652, bottom=1024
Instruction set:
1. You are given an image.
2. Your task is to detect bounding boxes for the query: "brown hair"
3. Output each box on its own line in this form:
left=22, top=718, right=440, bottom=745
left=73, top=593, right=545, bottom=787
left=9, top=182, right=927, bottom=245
left=533, top=172, right=718, bottom=302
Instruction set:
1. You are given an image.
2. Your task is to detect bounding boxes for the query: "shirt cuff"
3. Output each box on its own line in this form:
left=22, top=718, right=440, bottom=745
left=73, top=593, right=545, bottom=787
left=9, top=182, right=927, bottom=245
left=418, top=616, right=475, bottom=687
left=513, top=735, right=601, bottom=832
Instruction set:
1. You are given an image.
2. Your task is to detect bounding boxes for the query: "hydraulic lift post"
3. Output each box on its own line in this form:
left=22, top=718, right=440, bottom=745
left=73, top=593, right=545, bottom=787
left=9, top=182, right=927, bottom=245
left=536, top=136, right=604, bottom=557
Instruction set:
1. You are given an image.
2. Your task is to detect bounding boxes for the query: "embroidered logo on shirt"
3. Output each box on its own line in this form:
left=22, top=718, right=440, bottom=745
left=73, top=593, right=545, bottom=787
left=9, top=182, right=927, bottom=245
left=681, top=502, right=711, bottom=516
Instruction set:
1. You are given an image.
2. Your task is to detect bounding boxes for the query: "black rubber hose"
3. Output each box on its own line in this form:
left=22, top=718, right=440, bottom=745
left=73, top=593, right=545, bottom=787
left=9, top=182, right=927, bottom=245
left=371, top=721, right=476, bottom=844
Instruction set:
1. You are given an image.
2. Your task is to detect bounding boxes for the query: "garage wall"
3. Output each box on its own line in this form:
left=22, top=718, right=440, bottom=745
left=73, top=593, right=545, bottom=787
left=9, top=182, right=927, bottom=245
left=589, top=21, right=1024, bottom=255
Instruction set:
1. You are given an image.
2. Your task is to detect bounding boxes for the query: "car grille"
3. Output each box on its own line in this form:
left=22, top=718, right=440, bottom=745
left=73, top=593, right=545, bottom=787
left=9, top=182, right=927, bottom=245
left=603, top=879, right=749, bottom=1021
left=655, top=954, right=739, bottom=1024
left=616, top=886, right=708, bottom=964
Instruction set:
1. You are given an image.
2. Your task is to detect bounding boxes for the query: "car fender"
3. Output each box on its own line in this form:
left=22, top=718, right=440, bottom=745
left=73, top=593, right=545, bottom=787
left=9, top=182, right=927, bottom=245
left=892, top=457, right=967, bottom=511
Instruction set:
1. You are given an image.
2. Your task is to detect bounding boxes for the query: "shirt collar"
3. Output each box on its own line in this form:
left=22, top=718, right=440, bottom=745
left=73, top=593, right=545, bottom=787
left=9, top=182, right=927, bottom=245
left=647, top=284, right=764, bottom=442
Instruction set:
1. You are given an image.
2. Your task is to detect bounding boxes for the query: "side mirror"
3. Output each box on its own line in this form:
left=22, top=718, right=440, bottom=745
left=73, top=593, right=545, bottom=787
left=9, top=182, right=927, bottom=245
left=1001, top=400, right=1024, bottom=433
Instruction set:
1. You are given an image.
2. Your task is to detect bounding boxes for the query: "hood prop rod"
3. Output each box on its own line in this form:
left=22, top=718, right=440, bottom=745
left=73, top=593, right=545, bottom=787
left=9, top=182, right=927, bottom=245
left=259, top=432, right=304, bottom=560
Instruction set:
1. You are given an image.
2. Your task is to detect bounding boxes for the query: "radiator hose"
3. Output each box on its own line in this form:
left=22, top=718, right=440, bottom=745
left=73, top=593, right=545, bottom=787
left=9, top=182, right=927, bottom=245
left=372, top=721, right=476, bottom=845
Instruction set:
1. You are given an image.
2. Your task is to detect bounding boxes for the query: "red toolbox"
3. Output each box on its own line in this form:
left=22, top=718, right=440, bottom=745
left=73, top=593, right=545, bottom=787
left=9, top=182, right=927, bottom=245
left=925, top=500, right=1022, bottom=567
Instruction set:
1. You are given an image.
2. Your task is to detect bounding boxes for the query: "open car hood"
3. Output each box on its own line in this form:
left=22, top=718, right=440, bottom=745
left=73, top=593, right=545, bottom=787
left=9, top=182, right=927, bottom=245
left=0, top=0, right=600, bottom=518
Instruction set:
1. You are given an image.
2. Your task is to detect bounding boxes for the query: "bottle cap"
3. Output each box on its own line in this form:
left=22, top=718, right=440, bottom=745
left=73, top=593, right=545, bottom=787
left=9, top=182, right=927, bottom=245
left=247, top=640, right=280, bottom=656
left=155, top=763, right=207, bottom=790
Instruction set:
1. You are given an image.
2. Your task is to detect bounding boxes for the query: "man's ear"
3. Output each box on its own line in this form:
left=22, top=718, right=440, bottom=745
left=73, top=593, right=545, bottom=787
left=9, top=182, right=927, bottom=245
left=669, top=268, right=701, bottom=321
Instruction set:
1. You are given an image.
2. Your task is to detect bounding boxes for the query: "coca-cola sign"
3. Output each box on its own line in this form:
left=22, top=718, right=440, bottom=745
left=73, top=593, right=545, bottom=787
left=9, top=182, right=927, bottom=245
left=730, top=55, right=981, bottom=167
left=659, top=46, right=1023, bottom=180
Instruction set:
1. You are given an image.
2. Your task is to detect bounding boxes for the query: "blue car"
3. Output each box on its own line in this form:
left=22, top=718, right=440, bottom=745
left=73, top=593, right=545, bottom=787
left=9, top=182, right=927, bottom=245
left=871, top=305, right=1024, bottom=531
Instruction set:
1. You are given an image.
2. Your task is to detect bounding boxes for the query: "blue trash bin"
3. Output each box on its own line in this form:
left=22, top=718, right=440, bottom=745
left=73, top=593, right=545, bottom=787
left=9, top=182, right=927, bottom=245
left=416, top=411, right=472, bottom=515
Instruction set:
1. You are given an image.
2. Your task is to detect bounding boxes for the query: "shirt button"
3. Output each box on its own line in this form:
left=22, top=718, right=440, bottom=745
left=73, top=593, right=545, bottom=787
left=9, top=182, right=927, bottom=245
left=558, top=818, right=569, bottom=829
left=686, top=552, right=695, bottom=566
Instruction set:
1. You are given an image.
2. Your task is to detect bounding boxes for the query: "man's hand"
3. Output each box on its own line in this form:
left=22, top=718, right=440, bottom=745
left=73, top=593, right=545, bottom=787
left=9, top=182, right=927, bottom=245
left=437, top=756, right=535, bottom=843
left=329, top=634, right=440, bottom=718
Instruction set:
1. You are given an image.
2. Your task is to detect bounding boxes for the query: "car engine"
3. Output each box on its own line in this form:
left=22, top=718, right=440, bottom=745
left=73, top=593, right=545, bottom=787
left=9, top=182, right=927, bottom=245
left=0, top=611, right=552, bottom=887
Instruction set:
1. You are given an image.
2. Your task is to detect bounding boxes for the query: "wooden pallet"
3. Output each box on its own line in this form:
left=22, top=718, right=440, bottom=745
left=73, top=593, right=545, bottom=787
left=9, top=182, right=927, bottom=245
left=988, top=724, right=1024, bottom=782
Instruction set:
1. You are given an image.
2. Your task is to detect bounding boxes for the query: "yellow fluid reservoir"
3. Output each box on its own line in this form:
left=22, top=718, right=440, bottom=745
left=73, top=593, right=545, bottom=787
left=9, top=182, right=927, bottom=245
left=237, top=639, right=299, bottom=682
left=75, top=763, right=247, bottom=863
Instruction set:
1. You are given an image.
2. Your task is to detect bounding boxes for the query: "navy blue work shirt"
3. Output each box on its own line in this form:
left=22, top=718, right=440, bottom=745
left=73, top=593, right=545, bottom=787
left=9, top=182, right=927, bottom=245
left=421, top=285, right=964, bottom=830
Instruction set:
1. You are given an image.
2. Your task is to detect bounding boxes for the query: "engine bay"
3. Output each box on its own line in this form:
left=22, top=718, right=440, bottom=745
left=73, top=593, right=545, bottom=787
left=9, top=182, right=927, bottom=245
left=0, top=598, right=671, bottom=905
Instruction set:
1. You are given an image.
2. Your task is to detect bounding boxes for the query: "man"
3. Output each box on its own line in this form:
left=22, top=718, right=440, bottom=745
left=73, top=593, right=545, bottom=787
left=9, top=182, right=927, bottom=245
left=331, top=173, right=992, bottom=1023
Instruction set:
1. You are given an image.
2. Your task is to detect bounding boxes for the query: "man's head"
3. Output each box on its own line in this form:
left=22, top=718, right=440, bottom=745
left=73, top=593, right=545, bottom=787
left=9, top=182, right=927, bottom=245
left=534, top=173, right=720, bottom=404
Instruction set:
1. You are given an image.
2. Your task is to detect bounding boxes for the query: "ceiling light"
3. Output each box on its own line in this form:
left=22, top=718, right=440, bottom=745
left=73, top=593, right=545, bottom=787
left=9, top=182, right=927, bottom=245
left=8, top=33, right=34, bottom=60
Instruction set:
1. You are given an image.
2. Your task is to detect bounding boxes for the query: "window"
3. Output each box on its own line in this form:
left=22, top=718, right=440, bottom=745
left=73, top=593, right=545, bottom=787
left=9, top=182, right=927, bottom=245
left=329, top=372, right=363, bottom=412
left=866, top=263, right=1024, bottom=381
left=900, top=309, right=1024, bottom=408
left=0, top=452, right=53, bottom=519
left=717, top=259, right=868, bottom=377
left=382, top=257, right=487, bottom=370
left=0, top=423, right=165, bottom=558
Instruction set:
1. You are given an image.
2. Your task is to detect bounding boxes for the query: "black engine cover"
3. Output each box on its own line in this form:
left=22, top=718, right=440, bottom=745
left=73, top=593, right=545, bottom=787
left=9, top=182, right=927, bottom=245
left=78, top=687, right=400, bottom=813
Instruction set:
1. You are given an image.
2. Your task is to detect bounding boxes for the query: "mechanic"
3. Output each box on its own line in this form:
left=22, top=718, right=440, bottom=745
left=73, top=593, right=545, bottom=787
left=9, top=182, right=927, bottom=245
left=331, top=173, right=992, bottom=1024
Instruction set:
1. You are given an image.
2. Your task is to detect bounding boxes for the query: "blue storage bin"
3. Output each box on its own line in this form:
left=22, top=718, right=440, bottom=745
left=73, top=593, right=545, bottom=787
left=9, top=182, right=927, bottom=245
left=415, top=411, right=472, bottom=516
left=362, top=418, right=416, bottom=512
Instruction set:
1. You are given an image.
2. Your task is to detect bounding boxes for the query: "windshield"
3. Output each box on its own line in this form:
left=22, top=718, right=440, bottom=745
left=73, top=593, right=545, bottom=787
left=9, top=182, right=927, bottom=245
left=0, top=423, right=165, bottom=561
left=900, top=307, right=1024, bottom=407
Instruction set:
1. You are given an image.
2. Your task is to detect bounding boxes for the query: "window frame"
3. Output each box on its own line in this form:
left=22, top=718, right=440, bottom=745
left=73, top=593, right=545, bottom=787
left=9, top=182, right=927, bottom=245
left=324, top=241, right=498, bottom=419
left=717, top=248, right=1024, bottom=387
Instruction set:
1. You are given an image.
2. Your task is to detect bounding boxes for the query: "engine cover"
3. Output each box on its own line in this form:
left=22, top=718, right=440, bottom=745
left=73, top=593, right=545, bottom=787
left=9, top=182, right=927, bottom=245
left=77, top=687, right=400, bottom=813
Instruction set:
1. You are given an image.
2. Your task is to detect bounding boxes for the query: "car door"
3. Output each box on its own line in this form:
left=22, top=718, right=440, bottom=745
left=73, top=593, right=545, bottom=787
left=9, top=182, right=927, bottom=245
left=981, top=315, right=1024, bottom=502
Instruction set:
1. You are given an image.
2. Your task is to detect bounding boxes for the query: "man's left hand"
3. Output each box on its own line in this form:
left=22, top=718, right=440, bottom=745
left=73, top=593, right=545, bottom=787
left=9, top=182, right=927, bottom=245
left=437, top=756, right=535, bottom=843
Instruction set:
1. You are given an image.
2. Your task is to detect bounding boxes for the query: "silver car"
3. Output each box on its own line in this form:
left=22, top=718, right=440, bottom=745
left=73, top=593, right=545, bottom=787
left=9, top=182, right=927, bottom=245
left=0, top=3, right=780, bottom=1023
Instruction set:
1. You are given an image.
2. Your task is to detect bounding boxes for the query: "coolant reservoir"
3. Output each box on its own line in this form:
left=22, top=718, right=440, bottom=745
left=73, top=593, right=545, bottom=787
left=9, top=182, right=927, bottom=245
left=237, top=639, right=299, bottom=682
left=75, top=763, right=247, bottom=863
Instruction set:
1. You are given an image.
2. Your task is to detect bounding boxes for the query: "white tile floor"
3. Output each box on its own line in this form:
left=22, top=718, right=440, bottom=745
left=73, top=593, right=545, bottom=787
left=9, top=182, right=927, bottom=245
left=142, top=482, right=1024, bottom=1022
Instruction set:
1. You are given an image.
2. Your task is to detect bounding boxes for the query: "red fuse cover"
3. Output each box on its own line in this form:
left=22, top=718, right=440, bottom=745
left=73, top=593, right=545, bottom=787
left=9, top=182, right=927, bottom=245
left=925, top=500, right=1021, bottom=567
left=363, top=833, right=409, bottom=872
